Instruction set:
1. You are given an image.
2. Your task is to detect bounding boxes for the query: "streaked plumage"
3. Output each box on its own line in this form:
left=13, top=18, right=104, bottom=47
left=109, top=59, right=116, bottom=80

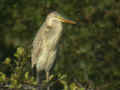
left=31, top=11, right=76, bottom=90
left=32, top=12, right=63, bottom=72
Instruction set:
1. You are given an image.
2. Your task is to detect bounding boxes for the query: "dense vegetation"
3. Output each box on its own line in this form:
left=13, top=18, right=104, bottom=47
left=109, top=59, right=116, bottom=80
left=0, top=0, right=120, bottom=90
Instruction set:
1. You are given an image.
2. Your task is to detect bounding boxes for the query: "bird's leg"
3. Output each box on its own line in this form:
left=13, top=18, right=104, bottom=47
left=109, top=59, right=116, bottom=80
left=46, top=71, right=49, bottom=82
left=37, top=71, right=40, bottom=83
left=37, top=71, right=42, bottom=90
left=36, top=71, right=40, bottom=88
left=46, top=71, right=50, bottom=90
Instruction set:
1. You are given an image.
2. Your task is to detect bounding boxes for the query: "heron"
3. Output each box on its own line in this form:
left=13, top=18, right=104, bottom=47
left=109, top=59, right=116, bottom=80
left=31, top=11, right=76, bottom=90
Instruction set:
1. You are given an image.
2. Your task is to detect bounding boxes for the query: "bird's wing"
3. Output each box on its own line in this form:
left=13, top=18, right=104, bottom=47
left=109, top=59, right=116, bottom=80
left=31, top=29, right=44, bottom=68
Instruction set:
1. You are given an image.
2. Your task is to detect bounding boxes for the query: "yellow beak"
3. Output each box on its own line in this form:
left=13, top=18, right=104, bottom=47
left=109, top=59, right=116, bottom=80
left=57, top=16, right=76, bottom=24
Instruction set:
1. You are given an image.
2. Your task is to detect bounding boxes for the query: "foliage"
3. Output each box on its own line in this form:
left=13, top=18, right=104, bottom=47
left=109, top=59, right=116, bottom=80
left=0, top=47, right=37, bottom=89
left=0, top=0, right=120, bottom=90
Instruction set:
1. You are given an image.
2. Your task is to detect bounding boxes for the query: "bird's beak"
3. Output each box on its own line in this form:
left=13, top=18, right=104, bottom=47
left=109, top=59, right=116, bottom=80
left=57, top=16, right=76, bottom=24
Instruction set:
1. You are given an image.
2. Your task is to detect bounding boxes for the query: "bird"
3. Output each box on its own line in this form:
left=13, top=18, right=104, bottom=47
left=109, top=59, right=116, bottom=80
left=31, top=11, right=76, bottom=90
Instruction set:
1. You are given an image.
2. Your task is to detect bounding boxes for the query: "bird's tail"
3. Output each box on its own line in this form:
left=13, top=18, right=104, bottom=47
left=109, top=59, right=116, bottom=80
left=32, top=63, right=34, bottom=69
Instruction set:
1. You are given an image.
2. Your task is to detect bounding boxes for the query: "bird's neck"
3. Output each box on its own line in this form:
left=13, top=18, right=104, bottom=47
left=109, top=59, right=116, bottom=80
left=42, top=22, right=63, bottom=40
left=55, top=22, right=63, bottom=32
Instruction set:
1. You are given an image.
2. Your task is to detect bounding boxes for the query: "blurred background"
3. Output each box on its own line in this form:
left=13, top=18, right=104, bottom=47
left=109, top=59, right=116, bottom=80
left=0, top=0, right=120, bottom=90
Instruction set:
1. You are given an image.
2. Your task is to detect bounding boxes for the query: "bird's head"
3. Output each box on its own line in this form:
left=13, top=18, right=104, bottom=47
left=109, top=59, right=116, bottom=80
left=45, top=11, right=76, bottom=28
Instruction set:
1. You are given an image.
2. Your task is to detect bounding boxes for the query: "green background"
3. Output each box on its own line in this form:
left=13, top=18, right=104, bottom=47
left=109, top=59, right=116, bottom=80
left=0, top=0, right=120, bottom=90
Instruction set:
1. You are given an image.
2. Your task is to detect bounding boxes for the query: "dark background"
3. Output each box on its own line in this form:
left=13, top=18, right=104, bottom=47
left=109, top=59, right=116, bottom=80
left=0, top=0, right=120, bottom=90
